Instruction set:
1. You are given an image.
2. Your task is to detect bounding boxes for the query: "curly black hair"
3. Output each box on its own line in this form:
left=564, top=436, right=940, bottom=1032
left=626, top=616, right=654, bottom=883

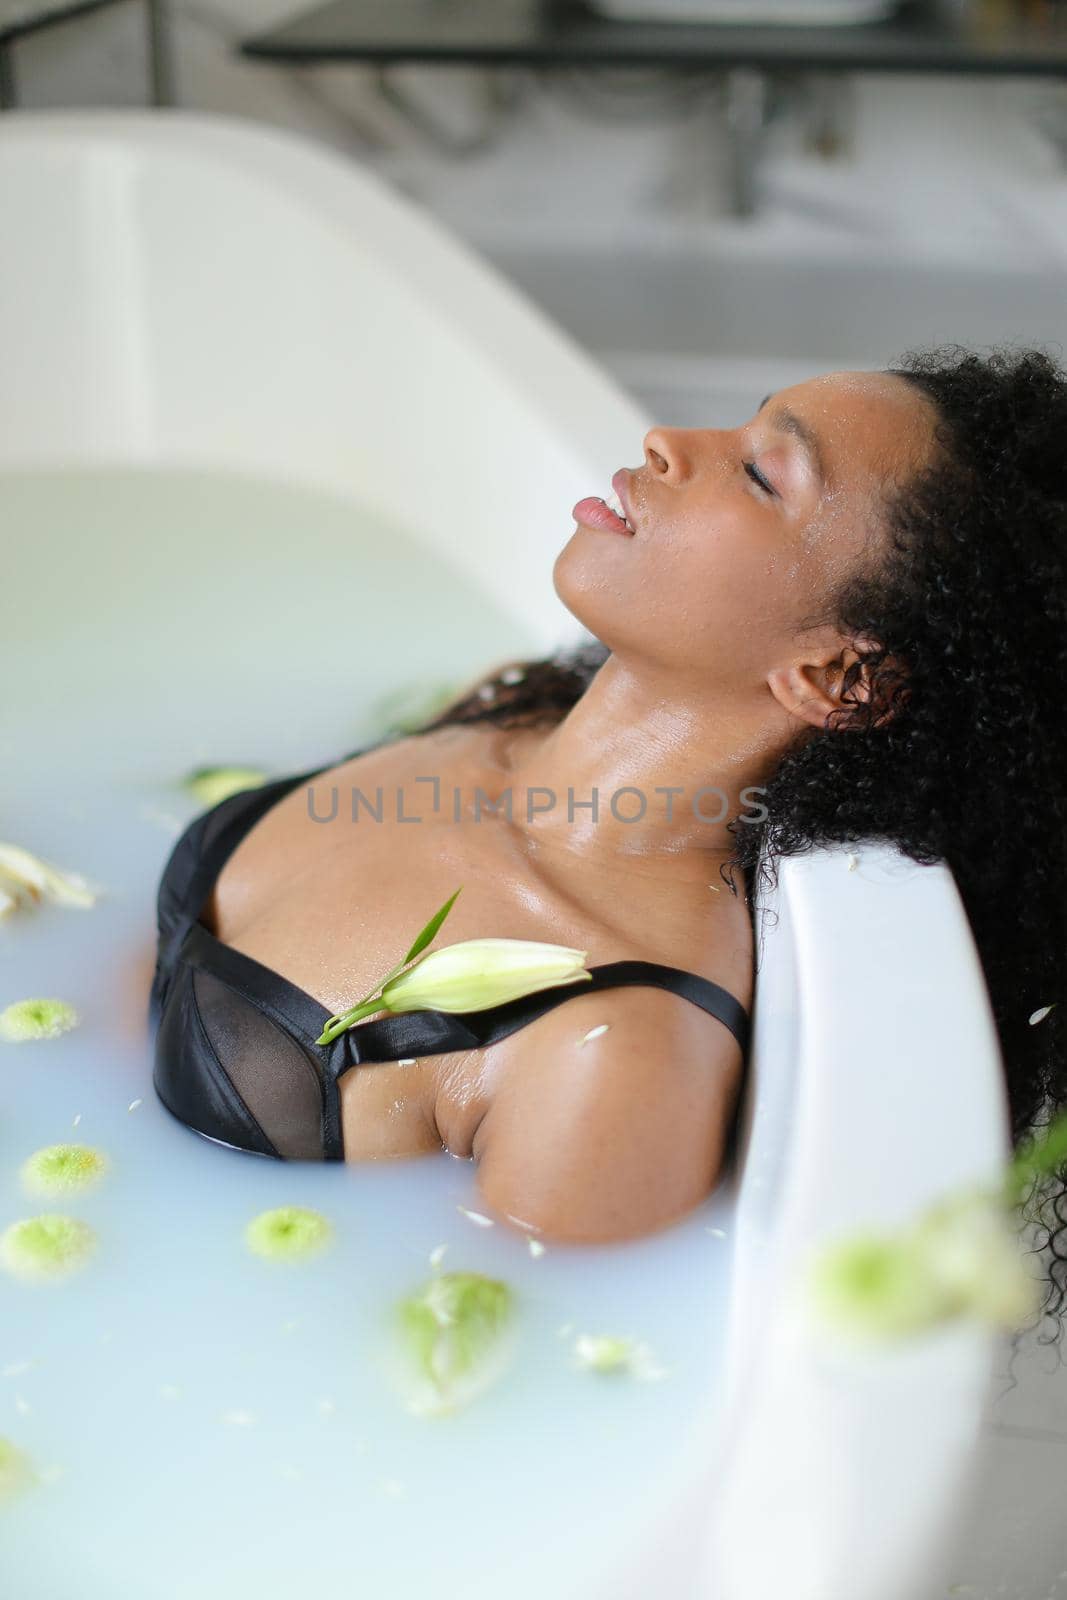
left=415, top=345, right=1067, bottom=1343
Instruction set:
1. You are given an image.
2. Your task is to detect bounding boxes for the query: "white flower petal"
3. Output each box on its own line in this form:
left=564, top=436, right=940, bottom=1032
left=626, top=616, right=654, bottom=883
left=0, top=844, right=97, bottom=909
left=580, top=1024, right=610, bottom=1046
left=456, top=1206, right=494, bottom=1228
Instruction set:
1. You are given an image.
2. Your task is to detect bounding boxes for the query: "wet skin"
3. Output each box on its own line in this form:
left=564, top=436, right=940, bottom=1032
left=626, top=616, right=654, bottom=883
left=184, top=371, right=938, bottom=1242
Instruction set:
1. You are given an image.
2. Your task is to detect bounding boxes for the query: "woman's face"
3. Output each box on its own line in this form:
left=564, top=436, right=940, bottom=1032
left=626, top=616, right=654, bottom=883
left=554, top=370, right=937, bottom=696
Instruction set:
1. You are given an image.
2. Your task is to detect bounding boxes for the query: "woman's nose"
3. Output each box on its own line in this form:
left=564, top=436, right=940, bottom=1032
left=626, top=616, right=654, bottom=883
left=642, top=426, right=698, bottom=482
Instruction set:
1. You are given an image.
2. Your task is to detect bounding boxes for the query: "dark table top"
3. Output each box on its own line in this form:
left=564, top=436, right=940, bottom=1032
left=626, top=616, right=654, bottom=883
left=241, top=0, right=1067, bottom=76
left=0, top=0, right=124, bottom=46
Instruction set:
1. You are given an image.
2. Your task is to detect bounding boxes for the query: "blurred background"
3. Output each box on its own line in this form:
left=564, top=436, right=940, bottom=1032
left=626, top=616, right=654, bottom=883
left=4, top=0, right=1067, bottom=432
left=3, top=2, right=1066, bottom=1595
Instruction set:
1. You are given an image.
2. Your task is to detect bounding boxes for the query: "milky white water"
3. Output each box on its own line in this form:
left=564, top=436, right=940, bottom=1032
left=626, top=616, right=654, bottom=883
left=0, top=469, right=734, bottom=1599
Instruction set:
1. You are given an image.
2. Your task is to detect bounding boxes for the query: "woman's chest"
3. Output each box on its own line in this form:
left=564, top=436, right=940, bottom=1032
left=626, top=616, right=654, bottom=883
left=200, top=727, right=752, bottom=1162
left=205, top=730, right=607, bottom=1015
left=202, top=730, right=613, bottom=1159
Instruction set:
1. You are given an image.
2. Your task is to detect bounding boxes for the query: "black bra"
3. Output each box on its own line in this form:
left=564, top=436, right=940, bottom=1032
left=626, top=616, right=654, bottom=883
left=149, top=742, right=751, bottom=1162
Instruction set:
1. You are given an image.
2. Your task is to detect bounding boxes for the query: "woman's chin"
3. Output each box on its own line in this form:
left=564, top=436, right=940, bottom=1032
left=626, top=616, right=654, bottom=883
left=552, top=535, right=634, bottom=633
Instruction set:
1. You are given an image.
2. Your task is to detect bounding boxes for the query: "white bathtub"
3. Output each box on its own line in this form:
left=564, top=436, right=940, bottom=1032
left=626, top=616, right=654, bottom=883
left=0, top=111, right=1010, bottom=1600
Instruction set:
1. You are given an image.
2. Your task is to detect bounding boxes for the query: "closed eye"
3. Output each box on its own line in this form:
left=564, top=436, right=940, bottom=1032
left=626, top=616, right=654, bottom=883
left=743, top=460, right=776, bottom=497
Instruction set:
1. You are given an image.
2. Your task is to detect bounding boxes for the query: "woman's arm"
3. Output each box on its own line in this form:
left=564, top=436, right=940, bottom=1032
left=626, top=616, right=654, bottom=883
left=471, top=984, right=746, bottom=1244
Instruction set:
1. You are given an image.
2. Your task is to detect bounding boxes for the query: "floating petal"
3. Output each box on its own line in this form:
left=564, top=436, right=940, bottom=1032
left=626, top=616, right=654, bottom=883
left=0, top=844, right=97, bottom=910
left=394, top=1270, right=515, bottom=1417
left=0, top=1437, right=36, bottom=1501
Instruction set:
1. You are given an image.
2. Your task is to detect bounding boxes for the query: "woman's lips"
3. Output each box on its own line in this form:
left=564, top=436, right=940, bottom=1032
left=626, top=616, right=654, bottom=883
left=571, top=496, right=634, bottom=536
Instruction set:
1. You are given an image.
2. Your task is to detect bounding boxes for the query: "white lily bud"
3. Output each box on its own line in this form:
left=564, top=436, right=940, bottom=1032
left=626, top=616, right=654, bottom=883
left=380, top=938, right=592, bottom=1015
left=0, top=845, right=96, bottom=911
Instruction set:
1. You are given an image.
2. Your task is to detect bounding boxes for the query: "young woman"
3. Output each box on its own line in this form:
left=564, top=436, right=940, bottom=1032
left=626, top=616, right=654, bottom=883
left=150, top=345, right=1067, bottom=1329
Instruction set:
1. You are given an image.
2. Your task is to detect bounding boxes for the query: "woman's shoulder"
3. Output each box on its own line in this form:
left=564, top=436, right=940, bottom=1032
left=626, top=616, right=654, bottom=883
left=468, top=972, right=747, bottom=1243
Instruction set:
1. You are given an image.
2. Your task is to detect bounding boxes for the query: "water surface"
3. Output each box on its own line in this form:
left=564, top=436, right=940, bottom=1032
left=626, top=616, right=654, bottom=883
left=0, top=469, right=733, bottom=1599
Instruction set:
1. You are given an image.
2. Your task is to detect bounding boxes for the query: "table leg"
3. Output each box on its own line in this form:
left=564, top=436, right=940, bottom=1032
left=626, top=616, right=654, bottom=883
left=145, top=0, right=175, bottom=106
left=0, top=41, right=16, bottom=111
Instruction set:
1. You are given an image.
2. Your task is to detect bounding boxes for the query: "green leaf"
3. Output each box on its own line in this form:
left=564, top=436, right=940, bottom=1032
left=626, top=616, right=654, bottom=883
left=401, top=887, right=463, bottom=966
left=313, top=886, right=465, bottom=1048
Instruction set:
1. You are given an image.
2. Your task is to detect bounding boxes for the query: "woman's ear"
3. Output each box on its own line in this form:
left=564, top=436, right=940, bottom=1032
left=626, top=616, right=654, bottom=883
left=767, top=638, right=907, bottom=732
left=766, top=658, right=847, bottom=731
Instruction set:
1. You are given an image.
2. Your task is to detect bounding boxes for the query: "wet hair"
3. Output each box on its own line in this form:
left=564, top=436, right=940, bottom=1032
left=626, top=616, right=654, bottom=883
left=416, top=345, right=1067, bottom=1344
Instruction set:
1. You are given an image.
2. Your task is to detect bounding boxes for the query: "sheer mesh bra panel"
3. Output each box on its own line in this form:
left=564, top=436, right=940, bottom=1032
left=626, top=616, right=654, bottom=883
left=191, top=968, right=327, bottom=1161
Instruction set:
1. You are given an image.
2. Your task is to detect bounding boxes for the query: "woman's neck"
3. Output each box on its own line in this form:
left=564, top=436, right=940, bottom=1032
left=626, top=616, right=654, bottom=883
left=492, top=653, right=776, bottom=881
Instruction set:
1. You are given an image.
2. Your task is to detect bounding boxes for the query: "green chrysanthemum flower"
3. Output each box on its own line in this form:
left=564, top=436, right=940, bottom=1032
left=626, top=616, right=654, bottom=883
left=20, top=1144, right=110, bottom=1197
left=244, top=1206, right=333, bottom=1262
left=805, top=1189, right=1037, bottom=1345
left=0, top=998, right=79, bottom=1043
left=395, top=1269, right=515, bottom=1417
left=806, top=1235, right=944, bottom=1342
left=184, top=767, right=267, bottom=809
left=0, top=1436, right=36, bottom=1501
left=0, top=1215, right=97, bottom=1280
